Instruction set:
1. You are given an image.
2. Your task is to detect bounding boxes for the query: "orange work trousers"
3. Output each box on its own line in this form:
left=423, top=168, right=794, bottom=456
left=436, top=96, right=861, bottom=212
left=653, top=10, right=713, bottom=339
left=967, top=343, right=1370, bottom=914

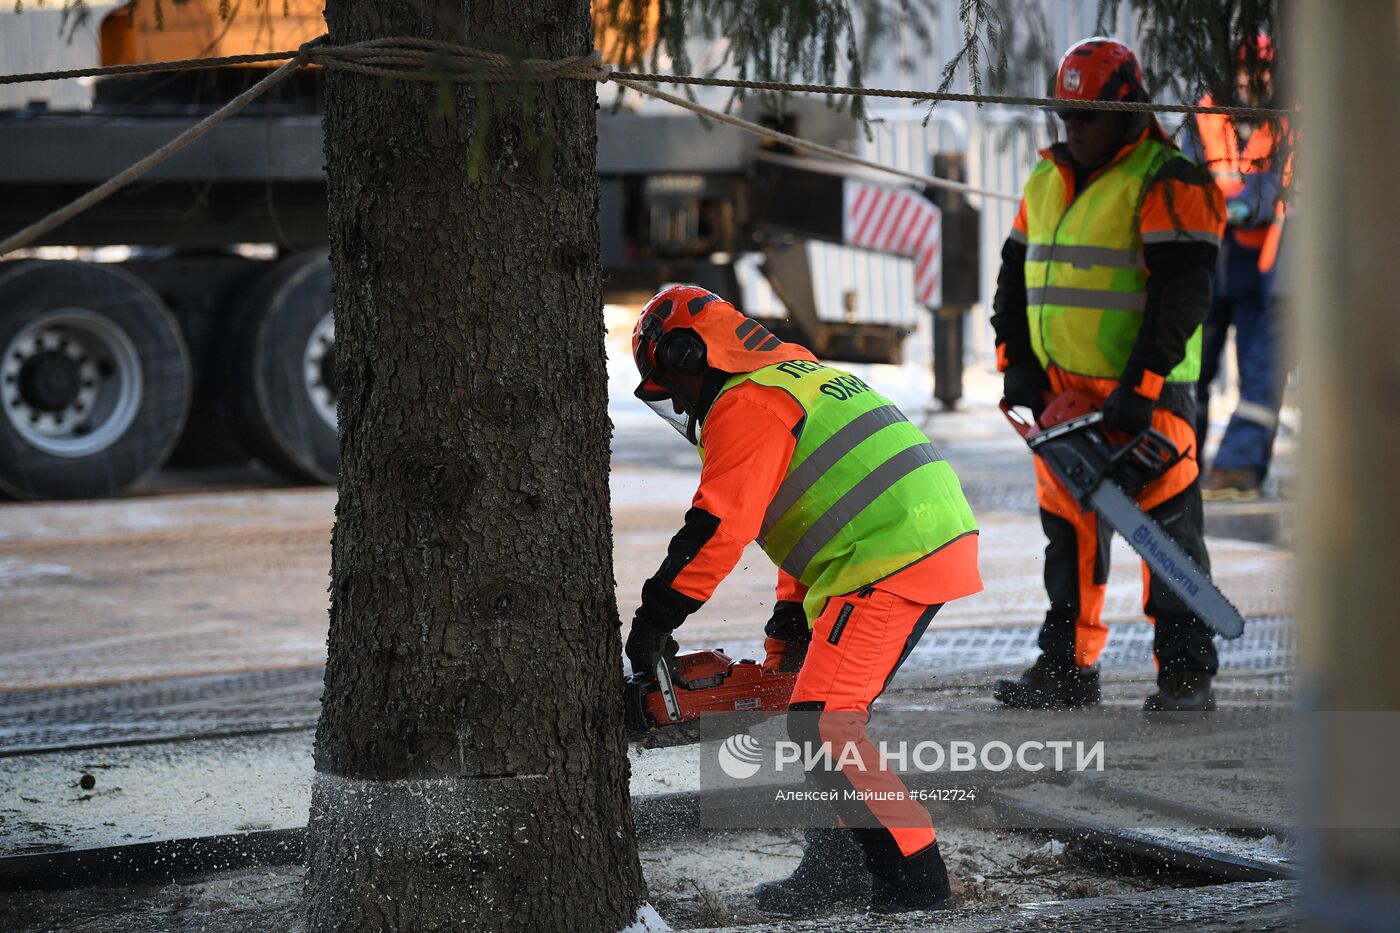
left=789, top=585, right=941, bottom=858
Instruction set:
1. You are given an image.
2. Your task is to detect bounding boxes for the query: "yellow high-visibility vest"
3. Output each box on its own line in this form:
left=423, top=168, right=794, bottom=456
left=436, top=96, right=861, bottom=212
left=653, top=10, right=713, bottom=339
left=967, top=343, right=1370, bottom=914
left=700, top=361, right=978, bottom=621
left=1022, top=138, right=1202, bottom=382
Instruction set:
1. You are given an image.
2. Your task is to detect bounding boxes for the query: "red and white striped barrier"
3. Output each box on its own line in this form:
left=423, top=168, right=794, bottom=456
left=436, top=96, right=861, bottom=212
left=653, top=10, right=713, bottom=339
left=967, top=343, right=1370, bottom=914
left=843, top=181, right=943, bottom=307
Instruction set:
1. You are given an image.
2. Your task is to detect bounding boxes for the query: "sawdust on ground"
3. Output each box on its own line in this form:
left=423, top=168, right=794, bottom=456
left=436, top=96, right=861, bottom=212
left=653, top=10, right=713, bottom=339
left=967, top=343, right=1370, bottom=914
left=0, top=826, right=1203, bottom=933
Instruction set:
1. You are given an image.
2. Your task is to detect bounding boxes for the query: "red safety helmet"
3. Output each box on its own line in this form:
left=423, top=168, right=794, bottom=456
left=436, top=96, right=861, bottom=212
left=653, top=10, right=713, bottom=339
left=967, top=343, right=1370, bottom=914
left=1054, top=37, right=1147, bottom=104
left=632, top=284, right=815, bottom=442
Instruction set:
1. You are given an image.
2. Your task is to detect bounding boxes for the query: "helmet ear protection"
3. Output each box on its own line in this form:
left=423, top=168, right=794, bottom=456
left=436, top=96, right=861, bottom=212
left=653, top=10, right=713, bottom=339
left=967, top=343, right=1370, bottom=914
left=655, top=328, right=707, bottom=376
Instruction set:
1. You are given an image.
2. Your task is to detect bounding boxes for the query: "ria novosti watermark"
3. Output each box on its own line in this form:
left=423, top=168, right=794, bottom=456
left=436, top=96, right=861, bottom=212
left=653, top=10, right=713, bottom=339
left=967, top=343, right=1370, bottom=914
left=693, top=707, right=1333, bottom=832
left=718, top=733, right=1104, bottom=781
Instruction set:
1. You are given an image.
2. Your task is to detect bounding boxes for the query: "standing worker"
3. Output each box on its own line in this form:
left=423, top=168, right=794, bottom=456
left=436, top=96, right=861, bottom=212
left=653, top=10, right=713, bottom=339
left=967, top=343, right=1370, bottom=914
left=1187, top=36, right=1289, bottom=500
left=990, top=38, right=1227, bottom=713
left=624, top=285, right=982, bottom=915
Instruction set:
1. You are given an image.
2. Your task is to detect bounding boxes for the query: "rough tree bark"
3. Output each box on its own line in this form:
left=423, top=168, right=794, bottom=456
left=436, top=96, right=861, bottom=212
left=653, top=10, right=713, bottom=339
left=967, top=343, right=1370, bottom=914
left=306, top=1, right=645, bottom=931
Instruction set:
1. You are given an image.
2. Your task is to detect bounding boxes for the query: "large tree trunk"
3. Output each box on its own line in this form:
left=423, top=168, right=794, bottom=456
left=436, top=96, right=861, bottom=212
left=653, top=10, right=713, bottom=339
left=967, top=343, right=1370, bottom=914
left=306, top=2, right=645, bottom=931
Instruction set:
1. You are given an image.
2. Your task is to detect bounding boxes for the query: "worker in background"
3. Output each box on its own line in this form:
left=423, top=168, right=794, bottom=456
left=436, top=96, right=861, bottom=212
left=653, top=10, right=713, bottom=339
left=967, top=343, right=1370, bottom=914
left=990, top=38, right=1227, bottom=714
left=624, top=285, right=982, bottom=915
left=1185, top=36, right=1289, bottom=500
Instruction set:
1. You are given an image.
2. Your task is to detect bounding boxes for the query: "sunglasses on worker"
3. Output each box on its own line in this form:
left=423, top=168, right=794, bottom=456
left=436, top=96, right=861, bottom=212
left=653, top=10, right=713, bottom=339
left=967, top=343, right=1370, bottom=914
left=1056, top=108, right=1101, bottom=123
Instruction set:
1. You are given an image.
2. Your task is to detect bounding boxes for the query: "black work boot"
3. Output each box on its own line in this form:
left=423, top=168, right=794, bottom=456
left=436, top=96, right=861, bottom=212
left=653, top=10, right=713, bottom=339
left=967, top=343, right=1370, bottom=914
left=1143, top=670, right=1216, bottom=717
left=753, top=828, right=870, bottom=915
left=868, top=841, right=956, bottom=915
left=993, top=655, right=1101, bottom=709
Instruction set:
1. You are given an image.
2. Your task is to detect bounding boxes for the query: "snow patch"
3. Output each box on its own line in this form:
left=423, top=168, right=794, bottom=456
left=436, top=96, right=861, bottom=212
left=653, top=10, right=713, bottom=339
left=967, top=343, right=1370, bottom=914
left=618, top=902, right=671, bottom=933
left=628, top=743, right=703, bottom=797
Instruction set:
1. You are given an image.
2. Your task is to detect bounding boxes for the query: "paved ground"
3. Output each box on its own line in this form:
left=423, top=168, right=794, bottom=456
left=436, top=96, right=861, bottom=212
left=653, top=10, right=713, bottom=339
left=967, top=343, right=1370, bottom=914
left=0, top=394, right=1299, bottom=930
left=0, top=398, right=1294, bottom=692
left=0, top=861, right=1300, bottom=932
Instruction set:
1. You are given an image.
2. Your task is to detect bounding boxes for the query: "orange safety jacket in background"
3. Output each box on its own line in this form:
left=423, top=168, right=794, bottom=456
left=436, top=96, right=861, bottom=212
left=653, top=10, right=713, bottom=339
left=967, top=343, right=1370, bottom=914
left=1193, top=96, right=1288, bottom=263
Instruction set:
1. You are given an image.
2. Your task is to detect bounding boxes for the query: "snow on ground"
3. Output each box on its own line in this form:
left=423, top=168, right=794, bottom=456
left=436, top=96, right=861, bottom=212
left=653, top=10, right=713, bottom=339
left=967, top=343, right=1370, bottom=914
left=0, top=732, right=701, bottom=856
left=0, top=488, right=337, bottom=543
left=0, top=732, right=313, bottom=853
left=2, top=725, right=1214, bottom=930
left=621, top=903, right=673, bottom=933
left=0, top=826, right=1207, bottom=933
left=642, top=825, right=1196, bottom=929
left=630, top=743, right=704, bottom=798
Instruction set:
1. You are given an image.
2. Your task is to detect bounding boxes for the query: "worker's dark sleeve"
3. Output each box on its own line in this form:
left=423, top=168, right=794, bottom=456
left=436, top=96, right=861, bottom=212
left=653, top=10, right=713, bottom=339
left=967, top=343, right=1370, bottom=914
left=1127, top=241, right=1217, bottom=385
left=990, top=198, right=1036, bottom=373
left=637, top=507, right=719, bottom=630
left=637, top=383, right=802, bottom=629
left=1126, top=158, right=1227, bottom=399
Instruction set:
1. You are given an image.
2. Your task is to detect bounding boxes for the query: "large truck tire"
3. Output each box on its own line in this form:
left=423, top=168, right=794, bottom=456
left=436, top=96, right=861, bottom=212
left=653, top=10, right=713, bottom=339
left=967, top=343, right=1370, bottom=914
left=151, top=256, right=275, bottom=471
left=230, top=251, right=337, bottom=484
left=0, top=261, right=190, bottom=500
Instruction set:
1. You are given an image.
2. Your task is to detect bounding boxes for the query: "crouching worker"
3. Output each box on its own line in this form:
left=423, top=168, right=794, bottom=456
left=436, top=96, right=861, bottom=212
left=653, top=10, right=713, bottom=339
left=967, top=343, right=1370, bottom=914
left=623, top=285, right=982, bottom=915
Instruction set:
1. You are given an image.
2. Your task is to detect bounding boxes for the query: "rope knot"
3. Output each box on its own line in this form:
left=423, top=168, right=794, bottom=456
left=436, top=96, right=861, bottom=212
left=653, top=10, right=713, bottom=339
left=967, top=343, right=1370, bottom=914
left=307, top=40, right=610, bottom=84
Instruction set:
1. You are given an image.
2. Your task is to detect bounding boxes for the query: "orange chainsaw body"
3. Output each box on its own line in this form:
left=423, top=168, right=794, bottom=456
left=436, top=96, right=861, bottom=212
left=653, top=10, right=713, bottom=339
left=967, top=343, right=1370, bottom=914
left=627, top=648, right=797, bottom=732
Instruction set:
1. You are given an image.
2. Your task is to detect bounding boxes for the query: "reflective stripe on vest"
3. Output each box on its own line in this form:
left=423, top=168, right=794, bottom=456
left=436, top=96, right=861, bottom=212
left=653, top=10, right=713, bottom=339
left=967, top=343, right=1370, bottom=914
left=1022, top=137, right=1202, bottom=383
left=758, top=403, right=910, bottom=541
left=1026, top=286, right=1147, bottom=312
left=1025, top=244, right=1144, bottom=270
left=699, top=361, right=978, bottom=622
left=778, top=441, right=943, bottom=580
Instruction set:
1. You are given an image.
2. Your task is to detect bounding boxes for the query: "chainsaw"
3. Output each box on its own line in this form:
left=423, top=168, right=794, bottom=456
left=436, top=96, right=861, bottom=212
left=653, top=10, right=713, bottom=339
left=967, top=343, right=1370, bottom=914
left=1001, top=389, right=1245, bottom=639
left=623, top=648, right=797, bottom=745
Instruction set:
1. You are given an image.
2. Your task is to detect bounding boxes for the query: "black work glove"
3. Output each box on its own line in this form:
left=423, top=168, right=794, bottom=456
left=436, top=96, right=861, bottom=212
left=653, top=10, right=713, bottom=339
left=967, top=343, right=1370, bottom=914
left=625, top=611, right=679, bottom=679
left=1003, top=364, right=1051, bottom=419
left=762, top=600, right=812, bottom=673
left=1102, top=382, right=1156, bottom=438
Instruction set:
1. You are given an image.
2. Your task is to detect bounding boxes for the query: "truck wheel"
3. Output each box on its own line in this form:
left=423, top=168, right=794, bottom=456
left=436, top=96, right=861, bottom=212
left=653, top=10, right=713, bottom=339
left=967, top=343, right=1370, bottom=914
left=232, top=252, right=337, bottom=484
left=0, top=261, right=190, bottom=500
